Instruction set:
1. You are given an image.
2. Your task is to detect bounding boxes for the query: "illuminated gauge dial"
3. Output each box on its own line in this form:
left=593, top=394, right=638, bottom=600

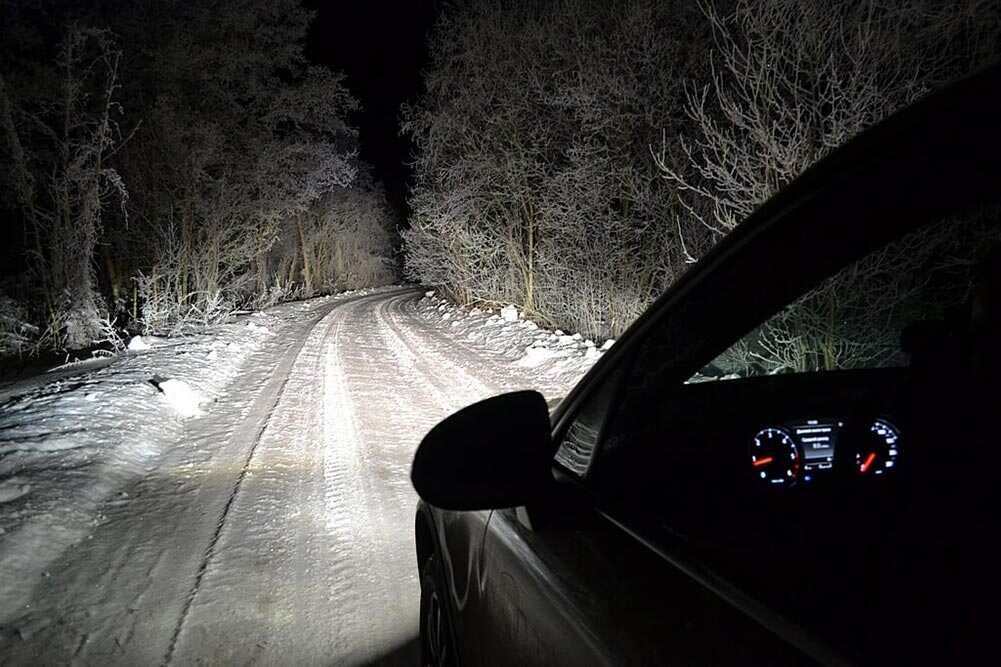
left=751, top=428, right=801, bottom=487
left=856, top=419, right=901, bottom=477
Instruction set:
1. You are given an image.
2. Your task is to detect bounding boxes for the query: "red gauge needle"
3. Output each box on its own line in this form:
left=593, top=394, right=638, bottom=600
left=860, top=452, right=877, bottom=473
left=753, top=456, right=774, bottom=467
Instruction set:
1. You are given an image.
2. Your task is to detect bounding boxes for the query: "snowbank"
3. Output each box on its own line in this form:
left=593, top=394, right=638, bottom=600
left=127, top=335, right=151, bottom=351
left=411, top=294, right=607, bottom=399
left=0, top=477, right=30, bottom=504
left=152, top=378, right=206, bottom=418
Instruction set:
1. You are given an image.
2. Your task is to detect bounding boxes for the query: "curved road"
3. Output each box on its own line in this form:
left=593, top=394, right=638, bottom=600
left=2, top=290, right=526, bottom=665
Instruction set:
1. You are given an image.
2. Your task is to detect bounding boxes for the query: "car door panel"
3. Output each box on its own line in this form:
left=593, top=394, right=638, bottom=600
left=460, top=508, right=809, bottom=665
left=458, top=509, right=612, bottom=666
left=434, top=509, right=491, bottom=615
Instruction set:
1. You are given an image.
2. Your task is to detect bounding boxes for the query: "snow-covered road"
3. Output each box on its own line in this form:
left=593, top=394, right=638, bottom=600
left=0, top=288, right=598, bottom=665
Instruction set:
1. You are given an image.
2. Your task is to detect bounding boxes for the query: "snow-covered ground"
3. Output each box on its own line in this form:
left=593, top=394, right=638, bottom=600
left=411, top=290, right=611, bottom=399
left=0, top=287, right=601, bottom=664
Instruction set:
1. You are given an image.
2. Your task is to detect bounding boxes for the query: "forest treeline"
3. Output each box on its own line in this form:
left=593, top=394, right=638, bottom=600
left=4, top=0, right=1001, bottom=367
left=403, top=0, right=1001, bottom=358
left=0, top=0, right=396, bottom=356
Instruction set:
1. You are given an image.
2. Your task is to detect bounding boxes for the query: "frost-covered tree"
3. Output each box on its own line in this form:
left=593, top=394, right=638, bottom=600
left=659, top=0, right=1001, bottom=373
left=0, top=0, right=397, bottom=348
left=404, top=0, right=710, bottom=339
left=115, top=0, right=362, bottom=328
left=255, top=168, right=398, bottom=309
left=0, top=26, right=128, bottom=349
left=299, top=174, right=398, bottom=294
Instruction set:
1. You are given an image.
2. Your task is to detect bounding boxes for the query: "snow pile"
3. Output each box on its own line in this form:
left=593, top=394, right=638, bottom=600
left=127, top=335, right=151, bottom=351
left=411, top=294, right=609, bottom=398
left=516, top=345, right=558, bottom=367
left=0, top=477, right=30, bottom=504
left=152, top=377, right=205, bottom=418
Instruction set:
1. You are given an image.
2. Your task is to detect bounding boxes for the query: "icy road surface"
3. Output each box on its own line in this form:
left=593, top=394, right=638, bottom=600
left=0, top=288, right=599, bottom=665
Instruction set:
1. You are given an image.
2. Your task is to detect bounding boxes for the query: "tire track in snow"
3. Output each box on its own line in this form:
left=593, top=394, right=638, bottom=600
left=168, top=288, right=426, bottom=666
left=317, top=294, right=385, bottom=662
left=315, top=290, right=500, bottom=663
left=375, top=294, right=498, bottom=410
left=162, top=290, right=407, bottom=666
left=297, top=288, right=468, bottom=663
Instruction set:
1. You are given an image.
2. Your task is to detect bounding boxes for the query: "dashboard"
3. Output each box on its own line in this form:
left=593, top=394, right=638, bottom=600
left=750, top=416, right=900, bottom=487
left=607, top=367, right=912, bottom=497
left=594, top=366, right=990, bottom=664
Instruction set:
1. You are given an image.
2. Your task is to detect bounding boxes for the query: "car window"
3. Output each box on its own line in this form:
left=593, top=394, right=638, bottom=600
left=692, top=211, right=1000, bottom=381
left=556, top=209, right=1000, bottom=480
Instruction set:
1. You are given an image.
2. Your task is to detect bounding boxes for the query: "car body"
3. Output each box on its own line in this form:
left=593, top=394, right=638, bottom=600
left=411, top=65, right=1001, bottom=665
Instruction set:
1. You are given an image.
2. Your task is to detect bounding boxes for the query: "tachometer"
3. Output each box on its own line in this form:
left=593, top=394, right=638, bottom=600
left=855, top=419, right=901, bottom=477
left=751, top=428, right=801, bottom=486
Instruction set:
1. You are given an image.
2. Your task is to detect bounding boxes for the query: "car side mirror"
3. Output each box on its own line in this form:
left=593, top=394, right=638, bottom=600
left=411, top=390, right=555, bottom=510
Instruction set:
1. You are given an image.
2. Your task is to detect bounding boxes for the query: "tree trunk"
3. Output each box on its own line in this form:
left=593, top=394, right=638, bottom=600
left=294, top=214, right=314, bottom=296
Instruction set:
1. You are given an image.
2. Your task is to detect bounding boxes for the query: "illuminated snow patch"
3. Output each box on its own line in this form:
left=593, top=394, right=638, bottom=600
left=127, top=335, right=152, bottom=351
left=516, top=346, right=557, bottom=367
left=0, top=478, right=31, bottom=503
left=156, top=379, right=205, bottom=418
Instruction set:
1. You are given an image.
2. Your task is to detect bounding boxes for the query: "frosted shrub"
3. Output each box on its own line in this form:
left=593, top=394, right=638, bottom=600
left=403, top=0, right=708, bottom=339
left=0, top=295, right=38, bottom=358
left=658, top=0, right=1001, bottom=371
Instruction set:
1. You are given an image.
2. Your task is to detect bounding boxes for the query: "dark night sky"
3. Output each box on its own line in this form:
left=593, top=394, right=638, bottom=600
left=304, top=0, right=438, bottom=215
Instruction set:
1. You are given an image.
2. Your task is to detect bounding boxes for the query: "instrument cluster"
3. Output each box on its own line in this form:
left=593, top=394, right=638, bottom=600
left=750, top=417, right=900, bottom=487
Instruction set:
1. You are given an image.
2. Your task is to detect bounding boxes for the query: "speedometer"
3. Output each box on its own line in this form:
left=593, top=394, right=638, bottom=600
left=750, top=428, right=801, bottom=487
left=855, top=419, right=901, bottom=477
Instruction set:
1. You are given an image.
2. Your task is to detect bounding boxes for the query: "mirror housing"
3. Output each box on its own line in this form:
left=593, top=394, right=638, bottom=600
left=411, top=390, right=555, bottom=510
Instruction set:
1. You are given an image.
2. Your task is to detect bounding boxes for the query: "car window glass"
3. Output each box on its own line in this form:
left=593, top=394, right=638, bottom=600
left=691, top=211, right=1000, bottom=381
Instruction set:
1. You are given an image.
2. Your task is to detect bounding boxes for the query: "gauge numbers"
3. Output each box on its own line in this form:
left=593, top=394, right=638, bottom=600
left=856, top=419, right=901, bottom=477
left=751, top=428, right=801, bottom=486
